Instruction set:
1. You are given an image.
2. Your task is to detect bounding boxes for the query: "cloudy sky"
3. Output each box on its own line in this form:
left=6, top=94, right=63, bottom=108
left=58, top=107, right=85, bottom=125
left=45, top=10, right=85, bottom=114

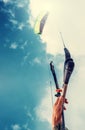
left=0, top=0, right=85, bottom=130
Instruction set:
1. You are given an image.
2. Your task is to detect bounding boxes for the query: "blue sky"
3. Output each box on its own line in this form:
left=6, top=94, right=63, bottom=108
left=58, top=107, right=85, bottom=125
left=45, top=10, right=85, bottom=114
left=0, top=0, right=85, bottom=130
left=0, top=0, right=51, bottom=130
left=0, top=0, right=60, bottom=130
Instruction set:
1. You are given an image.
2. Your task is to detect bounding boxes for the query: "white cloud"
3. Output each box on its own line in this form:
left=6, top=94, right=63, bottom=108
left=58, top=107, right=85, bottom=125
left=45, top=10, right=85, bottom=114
left=21, top=52, right=30, bottom=66
left=29, top=5, right=85, bottom=129
left=23, top=123, right=31, bottom=130
left=10, top=43, right=18, bottom=49
left=33, top=57, right=41, bottom=64
left=29, top=0, right=85, bottom=56
left=35, top=87, right=55, bottom=124
left=16, top=0, right=28, bottom=8
left=9, top=19, right=18, bottom=25
left=21, top=41, right=28, bottom=50
left=9, top=19, right=26, bottom=31
left=16, top=3, right=25, bottom=8
left=27, top=111, right=34, bottom=120
left=23, top=52, right=30, bottom=60
left=11, top=124, right=21, bottom=130
left=18, top=23, right=25, bottom=30
left=34, top=55, right=85, bottom=130
left=8, top=9, right=15, bottom=18
left=65, top=56, right=85, bottom=130
left=2, top=0, right=11, bottom=4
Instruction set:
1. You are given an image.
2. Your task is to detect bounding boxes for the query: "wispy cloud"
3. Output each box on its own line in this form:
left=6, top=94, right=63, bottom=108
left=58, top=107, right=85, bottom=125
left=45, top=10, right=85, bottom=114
left=20, top=41, right=28, bottom=50
left=9, top=18, right=26, bottom=30
left=16, top=3, right=25, bottom=8
left=8, top=9, right=15, bottom=18
left=23, top=52, right=30, bottom=61
left=1, top=1, right=28, bottom=31
left=27, top=111, right=34, bottom=120
left=21, top=52, right=30, bottom=66
left=11, top=122, right=31, bottom=130
left=11, top=124, right=21, bottom=130
left=9, top=19, right=18, bottom=25
left=22, top=54, right=42, bottom=66
left=15, top=0, right=29, bottom=8
left=10, top=43, right=18, bottom=49
left=2, top=0, right=11, bottom=4
left=33, top=57, right=41, bottom=64
left=2, top=0, right=28, bottom=7
left=18, top=23, right=25, bottom=30
left=23, top=123, right=31, bottom=130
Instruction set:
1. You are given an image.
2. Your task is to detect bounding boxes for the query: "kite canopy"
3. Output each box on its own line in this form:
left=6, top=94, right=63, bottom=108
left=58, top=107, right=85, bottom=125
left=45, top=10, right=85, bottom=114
left=34, top=12, right=49, bottom=34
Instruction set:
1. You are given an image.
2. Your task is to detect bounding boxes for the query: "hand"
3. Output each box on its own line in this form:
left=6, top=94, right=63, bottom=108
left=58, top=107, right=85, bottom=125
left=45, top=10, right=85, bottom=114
left=52, top=94, right=68, bottom=127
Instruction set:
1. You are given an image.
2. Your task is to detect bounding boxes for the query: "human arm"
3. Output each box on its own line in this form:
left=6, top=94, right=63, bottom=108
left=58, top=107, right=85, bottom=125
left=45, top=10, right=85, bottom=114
left=52, top=94, right=68, bottom=130
left=52, top=96, right=64, bottom=130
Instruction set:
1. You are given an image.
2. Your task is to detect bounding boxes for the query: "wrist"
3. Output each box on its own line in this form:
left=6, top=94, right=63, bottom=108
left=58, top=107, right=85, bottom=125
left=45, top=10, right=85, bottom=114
left=52, top=125, right=59, bottom=130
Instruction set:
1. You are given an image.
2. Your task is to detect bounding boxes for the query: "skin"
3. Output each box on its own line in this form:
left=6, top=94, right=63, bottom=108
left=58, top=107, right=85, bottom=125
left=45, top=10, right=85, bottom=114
left=52, top=95, right=68, bottom=128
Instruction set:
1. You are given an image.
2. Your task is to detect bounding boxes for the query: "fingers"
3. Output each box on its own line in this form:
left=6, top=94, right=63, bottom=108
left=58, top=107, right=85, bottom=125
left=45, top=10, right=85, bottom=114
left=54, top=89, right=63, bottom=107
left=53, top=88, right=68, bottom=111
left=56, top=89, right=68, bottom=104
left=64, top=98, right=68, bottom=104
left=63, top=98, right=68, bottom=110
left=54, top=96, right=68, bottom=112
left=63, top=106, right=66, bottom=110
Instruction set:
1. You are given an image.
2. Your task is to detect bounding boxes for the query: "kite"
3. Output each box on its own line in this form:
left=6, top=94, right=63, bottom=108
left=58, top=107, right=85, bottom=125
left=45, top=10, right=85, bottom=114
left=34, top=12, right=49, bottom=34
